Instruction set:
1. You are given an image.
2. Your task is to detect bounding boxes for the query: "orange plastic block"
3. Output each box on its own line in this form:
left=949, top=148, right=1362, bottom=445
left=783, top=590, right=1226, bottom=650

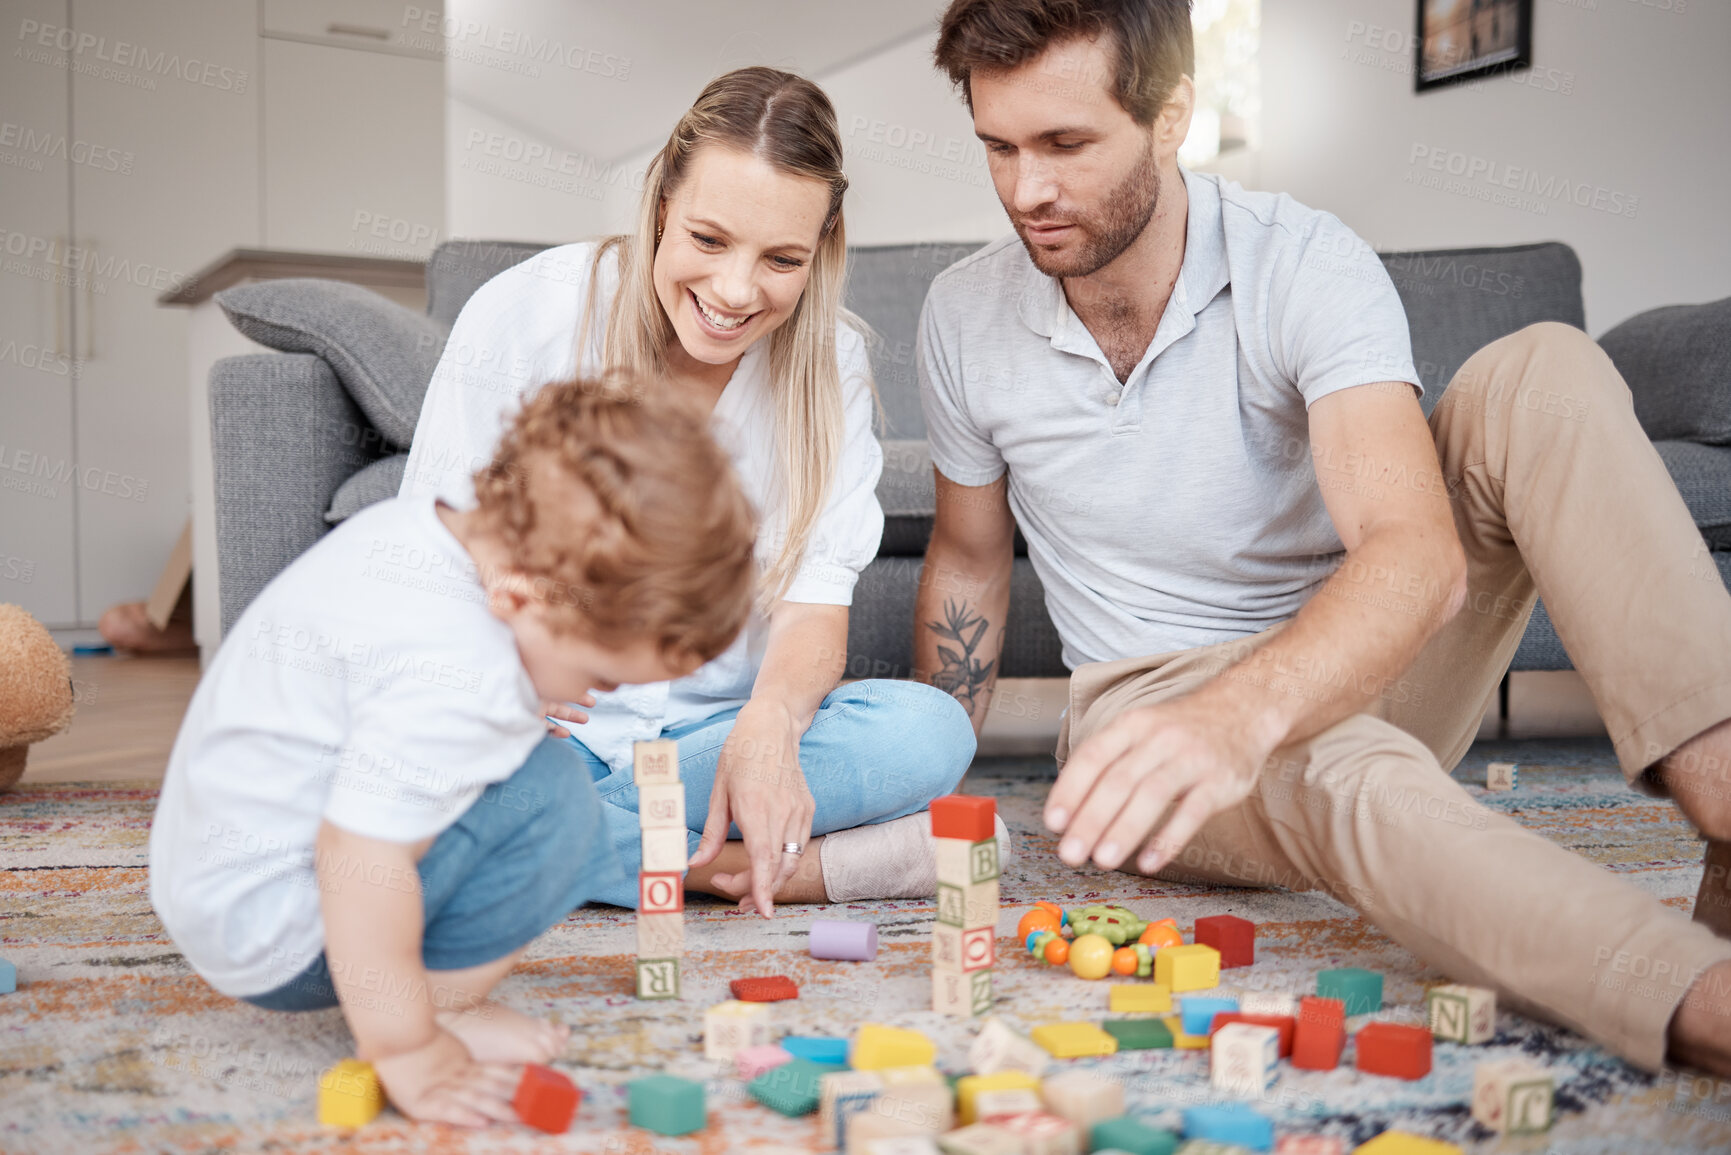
left=1291, top=997, right=1345, bottom=1071
left=1354, top=1022, right=1433, bottom=1080
left=1210, top=1012, right=1296, bottom=1057
left=515, top=1064, right=580, bottom=1133
left=931, top=794, right=996, bottom=841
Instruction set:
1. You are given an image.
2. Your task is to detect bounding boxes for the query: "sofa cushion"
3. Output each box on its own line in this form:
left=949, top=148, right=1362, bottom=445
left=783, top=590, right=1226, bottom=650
left=216, top=280, right=446, bottom=448
left=326, top=454, right=408, bottom=524
left=426, top=240, right=552, bottom=327
left=1599, top=296, right=1731, bottom=444
left=1378, top=243, right=1586, bottom=415
left=1656, top=440, right=1731, bottom=548
left=846, top=243, right=987, bottom=438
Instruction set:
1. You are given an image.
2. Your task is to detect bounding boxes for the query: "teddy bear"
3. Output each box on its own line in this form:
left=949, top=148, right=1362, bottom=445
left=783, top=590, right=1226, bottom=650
left=0, top=603, right=76, bottom=791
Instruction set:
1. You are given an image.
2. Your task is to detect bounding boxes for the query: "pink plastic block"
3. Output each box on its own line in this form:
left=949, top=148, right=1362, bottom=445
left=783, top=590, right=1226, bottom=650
left=736, top=1044, right=794, bottom=1081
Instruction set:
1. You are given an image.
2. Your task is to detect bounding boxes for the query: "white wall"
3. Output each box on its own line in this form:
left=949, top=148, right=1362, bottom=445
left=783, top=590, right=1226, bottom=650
left=447, top=0, right=1728, bottom=335
left=1259, top=0, right=1730, bottom=334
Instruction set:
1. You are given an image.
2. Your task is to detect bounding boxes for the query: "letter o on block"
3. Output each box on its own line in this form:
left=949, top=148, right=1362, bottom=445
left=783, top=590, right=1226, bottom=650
left=640, top=871, right=683, bottom=914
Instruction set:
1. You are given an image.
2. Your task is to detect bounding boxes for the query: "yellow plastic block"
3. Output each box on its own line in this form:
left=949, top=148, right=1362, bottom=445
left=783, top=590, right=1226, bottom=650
left=1153, top=943, right=1220, bottom=992
left=1109, top=983, right=1172, bottom=1013
left=1030, top=1022, right=1119, bottom=1060
left=318, top=1059, right=383, bottom=1127
left=1164, top=1015, right=1210, bottom=1050
left=1353, top=1131, right=1463, bottom=1155
left=956, top=1070, right=1042, bottom=1125
left=853, top=1024, right=938, bottom=1070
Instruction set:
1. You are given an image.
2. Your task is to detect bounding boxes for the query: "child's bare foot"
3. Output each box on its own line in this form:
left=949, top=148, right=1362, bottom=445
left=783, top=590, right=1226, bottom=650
left=437, top=1001, right=568, bottom=1064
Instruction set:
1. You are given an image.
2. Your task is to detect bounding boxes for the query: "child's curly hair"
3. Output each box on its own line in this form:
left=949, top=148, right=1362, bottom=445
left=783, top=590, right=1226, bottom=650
left=470, top=375, right=757, bottom=669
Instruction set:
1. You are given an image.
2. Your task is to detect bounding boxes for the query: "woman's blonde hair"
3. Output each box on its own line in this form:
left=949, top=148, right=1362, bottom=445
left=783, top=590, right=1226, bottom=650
left=578, top=65, right=864, bottom=612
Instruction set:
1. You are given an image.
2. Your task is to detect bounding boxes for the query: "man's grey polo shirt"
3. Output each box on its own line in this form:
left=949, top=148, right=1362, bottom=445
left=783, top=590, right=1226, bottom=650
left=917, top=165, right=1423, bottom=670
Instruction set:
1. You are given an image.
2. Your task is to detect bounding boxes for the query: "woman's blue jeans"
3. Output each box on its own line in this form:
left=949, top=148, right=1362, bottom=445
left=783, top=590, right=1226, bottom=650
left=567, top=678, right=977, bottom=907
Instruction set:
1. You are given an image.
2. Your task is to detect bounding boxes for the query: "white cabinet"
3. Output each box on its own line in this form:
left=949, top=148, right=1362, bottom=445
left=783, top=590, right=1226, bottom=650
left=68, top=0, right=260, bottom=621
left=262, top=0, right=443, bottom=59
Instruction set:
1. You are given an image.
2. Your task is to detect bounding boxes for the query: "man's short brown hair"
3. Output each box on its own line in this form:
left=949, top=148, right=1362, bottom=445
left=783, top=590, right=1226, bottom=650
left=934, top=0, right=1194, bottom=126
left=471, top=375, right=757, bottom=669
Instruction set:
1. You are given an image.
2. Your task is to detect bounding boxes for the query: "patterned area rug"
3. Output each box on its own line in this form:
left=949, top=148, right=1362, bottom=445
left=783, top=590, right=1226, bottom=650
left=3, top=739, right=1731, bottom=1153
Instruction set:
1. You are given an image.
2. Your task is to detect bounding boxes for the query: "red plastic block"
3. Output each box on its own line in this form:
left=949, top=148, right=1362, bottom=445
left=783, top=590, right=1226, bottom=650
left=1354, top=1022, right=1433, bottom=1080
left=1210, top=1012, right=1296, bottom=1057
left=931, top=794, right=996, bottom=841
left=515, top=1064, right=580, bottom=1133
left=1193, top=914, right=1255, bottom=968
left=1291, top=997, right=1345, bottom=1071
left=730, top=975, right=799, bottom=1002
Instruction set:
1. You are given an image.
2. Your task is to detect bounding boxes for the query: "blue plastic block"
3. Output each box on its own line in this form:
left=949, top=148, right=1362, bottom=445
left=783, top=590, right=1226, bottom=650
left=781, top=1035, right=850, bottom=1065
left=1183, top=1104, right=1274, bottom=1151
left=1179, top=995, right=1239, bottom=1036
left=0, top=958, right=14, bottom=994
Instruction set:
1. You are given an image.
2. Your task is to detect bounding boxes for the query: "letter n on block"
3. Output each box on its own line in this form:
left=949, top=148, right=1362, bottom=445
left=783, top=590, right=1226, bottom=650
left=640, top=872, right=683, bottom=914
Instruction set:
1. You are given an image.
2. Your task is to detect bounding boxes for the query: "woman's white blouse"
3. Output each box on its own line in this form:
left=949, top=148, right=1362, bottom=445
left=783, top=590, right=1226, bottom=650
left=400, top=242, right=884, bottom=775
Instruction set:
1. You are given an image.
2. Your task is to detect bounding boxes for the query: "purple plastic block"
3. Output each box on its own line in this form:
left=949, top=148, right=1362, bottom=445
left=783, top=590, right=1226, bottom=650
left=809, top=919, right=878, bottom=961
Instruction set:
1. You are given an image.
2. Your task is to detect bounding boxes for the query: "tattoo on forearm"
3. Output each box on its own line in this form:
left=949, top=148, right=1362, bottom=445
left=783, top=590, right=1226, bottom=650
left=926, top=598, right=997, bottom=715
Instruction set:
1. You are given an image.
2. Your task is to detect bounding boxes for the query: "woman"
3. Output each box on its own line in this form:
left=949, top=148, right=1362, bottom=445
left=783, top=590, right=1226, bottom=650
left=402, top=67, right=992, bottom=916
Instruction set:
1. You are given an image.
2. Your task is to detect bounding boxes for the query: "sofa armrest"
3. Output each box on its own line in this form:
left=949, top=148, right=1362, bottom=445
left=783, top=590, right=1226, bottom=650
left=209, top=352, right=387, bottom=634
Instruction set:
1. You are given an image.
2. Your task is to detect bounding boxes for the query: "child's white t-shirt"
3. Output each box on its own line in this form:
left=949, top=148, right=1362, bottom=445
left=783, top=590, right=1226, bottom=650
left=148, top=496, right=547, bottom=999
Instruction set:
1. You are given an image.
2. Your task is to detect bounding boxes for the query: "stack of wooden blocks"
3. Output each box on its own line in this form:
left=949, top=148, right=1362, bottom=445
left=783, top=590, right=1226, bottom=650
left=931, top=794, right=998, bottom=1017
left=634, top=738, right=685, bottom=1000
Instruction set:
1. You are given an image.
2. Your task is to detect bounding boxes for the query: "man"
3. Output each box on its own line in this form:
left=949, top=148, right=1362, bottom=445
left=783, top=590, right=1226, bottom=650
left=913, top=0, right=1731, bottom=1074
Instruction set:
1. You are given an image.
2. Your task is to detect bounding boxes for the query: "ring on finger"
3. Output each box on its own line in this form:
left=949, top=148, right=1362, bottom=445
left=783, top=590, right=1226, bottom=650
left=782, top=841, right=804, bottom=856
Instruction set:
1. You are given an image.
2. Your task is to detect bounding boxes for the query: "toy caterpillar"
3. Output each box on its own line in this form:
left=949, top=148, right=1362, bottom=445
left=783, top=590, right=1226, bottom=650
left=1015, top=902, right=1185, bottom=980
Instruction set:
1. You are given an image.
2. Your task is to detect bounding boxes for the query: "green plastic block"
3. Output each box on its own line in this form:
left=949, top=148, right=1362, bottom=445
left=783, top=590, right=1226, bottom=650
left=748, top=1056, right=827, bottom=1116
left=1092, top=1115, right=1181, bottom=1155
left=627, top=1073, right=705, bottom=1136
left=1101, top=1018, right=1174, bottom=1050
left=1316, top=967, right=1383, bottom=1016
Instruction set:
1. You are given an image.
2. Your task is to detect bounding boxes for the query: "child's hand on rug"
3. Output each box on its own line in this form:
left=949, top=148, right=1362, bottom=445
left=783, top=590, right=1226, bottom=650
left=372, top=1027, right=522, bottom=1127
left=436, top=1001, right=570, bottom=1063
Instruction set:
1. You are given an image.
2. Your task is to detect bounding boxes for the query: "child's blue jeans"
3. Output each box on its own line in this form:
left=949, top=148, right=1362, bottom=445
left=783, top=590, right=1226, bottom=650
left=242, top=736, right=622, bottom=1011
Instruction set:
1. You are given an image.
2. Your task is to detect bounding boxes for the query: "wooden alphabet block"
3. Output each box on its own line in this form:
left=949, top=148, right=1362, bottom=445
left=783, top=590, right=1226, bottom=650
left=936, top=878, right=999, bottom=930
left=635, top=911, right=684, bottom=958
left=969, top=1016, right=1050, bottom=1078
left=633, top=957, right=680, bottom=1000
left=1038, top=1069, right=1123, bottom=1131
left=973, top=1088, right=1044, bottom=1122
left=632, top=738, right=679, bottom=785
left=821, top=1068, right=886, bottom=1147
left=937, top=1122, right=1024, bottom=1155
left=1471, top=1059, right=1554, bottom=1135
left=933, top=924, right=996, bottom=973
left=846, top=1083, right=954, bottom=1146
left=1425, top=983, right=1495, bottom=1044
left=1211, top=1022, right=1280, bottom=1095
left=936, top=836, right=1001, bottom=885
left=704, top=999, right=774, bottom=1062
left=1486, top=761, right=1518, bottom=791
left=639, top=871, right=683, bottom=914
left=637, top=782, right=686, bottom=829
left=989, top=1110, right=1083, bottom=1155
left=933, top=967, right=993, bottom=1017
left=641, top=825, right=689, bottom=873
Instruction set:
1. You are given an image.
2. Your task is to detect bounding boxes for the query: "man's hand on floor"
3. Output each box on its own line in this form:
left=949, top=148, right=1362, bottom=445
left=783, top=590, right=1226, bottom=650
left=1045, top=688, right=1277, bottom=875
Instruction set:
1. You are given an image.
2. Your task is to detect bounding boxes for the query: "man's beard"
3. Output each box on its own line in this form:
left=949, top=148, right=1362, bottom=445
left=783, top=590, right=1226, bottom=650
left=1011, top=141, right=1161, bottom=279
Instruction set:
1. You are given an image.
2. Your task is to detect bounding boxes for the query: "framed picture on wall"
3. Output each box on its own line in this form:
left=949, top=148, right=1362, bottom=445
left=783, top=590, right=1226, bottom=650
left=1415, top=0, right=1533, bottom=92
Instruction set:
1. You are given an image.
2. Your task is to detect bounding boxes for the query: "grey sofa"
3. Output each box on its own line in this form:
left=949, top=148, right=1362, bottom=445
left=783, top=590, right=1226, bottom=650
left=210, top=238, right=1731, bottom=683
